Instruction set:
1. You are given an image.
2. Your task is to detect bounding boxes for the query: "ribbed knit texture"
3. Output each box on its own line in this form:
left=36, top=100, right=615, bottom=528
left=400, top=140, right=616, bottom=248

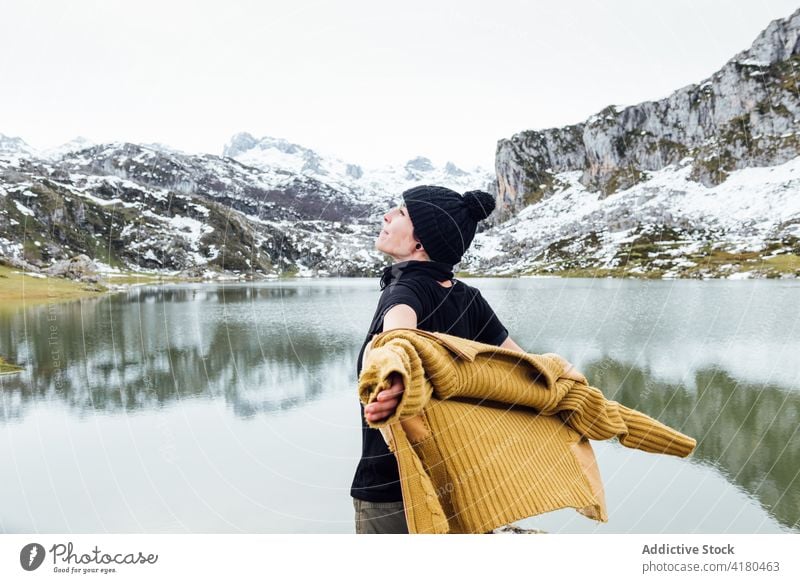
left=358, top=328, right=697, bottom=534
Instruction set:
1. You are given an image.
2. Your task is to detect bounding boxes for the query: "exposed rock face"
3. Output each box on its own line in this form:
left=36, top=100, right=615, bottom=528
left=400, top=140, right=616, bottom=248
left=222, top=132, right=260, bottom=158
left=0, top=141, right=381, bottom=277
left=1, top=135, right=492, bottom=278
left=460, top=9, right=800, bottom=280
left=405, top=156, right=435, bottom=173
left=495, top=9, right=800, bottom=220
left=57, top=142, right=370, bottom=222
left=465, top=155, right=800, bottom=279
left=44, top=254, right=100, bottom=282
left=445, top=161, right=468, bottom=177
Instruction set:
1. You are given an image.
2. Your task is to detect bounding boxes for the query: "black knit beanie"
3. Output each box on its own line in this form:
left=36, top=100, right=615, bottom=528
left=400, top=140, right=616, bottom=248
left=401, top=185, right=496, bottom=266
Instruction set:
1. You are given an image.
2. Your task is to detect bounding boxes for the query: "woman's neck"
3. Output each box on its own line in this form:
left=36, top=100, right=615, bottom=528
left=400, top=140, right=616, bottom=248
left=393, top=261, right=453, bottom=286
left=380, top=259, right=455, bottom=291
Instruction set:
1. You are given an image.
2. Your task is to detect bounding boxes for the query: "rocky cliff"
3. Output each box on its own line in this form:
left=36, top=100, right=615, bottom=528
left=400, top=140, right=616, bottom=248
left=495, top=8, right=800, bottom=218
left=471, top=9, right=800, bottom=279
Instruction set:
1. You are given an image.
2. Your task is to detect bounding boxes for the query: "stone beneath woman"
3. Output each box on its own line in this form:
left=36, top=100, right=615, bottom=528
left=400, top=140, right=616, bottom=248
left=351, top=184, right=525, bottom=534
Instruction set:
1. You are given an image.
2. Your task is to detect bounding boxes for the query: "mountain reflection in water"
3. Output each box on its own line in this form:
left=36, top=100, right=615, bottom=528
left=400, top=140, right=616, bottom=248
left=1, top=279, right=797, bottom=533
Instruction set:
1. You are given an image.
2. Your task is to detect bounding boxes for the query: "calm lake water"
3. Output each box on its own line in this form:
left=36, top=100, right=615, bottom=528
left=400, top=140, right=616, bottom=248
left=1, top=277, right=798, bottom=533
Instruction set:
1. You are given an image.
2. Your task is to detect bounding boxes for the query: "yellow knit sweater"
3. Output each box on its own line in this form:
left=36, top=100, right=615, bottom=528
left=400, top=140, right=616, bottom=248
left=358, top=328, right=697, bottom=534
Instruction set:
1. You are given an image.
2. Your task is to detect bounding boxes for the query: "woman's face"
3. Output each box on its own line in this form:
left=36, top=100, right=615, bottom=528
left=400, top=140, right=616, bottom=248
left=375, top=201, right=427, bottom=261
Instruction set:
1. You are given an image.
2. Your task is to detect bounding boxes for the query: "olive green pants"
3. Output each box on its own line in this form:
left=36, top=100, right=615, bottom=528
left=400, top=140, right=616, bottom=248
left=352, top=498, right=409, bottom=534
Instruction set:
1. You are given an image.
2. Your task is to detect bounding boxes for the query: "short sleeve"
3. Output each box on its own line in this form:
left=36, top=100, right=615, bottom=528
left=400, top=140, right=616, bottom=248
left=472, top=289, right=509, bottom=346
left=377, top=283, right=424, bottom=325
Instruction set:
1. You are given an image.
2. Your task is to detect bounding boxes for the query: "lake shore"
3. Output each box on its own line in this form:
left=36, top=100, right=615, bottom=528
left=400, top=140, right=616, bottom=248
left=0, top=264, right=204, bottom=312
left=2, top=259, right=796, bottom=314
left=0, top=263, right=288, bottom=312
left=0, top=263, right=109, bottom=310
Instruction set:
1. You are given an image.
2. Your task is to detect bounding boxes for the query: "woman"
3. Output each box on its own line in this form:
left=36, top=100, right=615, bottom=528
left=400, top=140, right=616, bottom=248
left=351, top=184, right=525, bottom=534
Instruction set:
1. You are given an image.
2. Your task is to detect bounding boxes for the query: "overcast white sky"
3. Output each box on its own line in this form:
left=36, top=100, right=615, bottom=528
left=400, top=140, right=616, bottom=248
left=1, top=0, right=797, bottom=169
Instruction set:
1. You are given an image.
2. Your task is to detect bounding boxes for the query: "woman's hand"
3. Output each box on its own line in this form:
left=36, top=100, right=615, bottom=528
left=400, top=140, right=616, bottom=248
left=365, top=303, right=414, bottom=423
left=364, top=372, right=405, bottom=422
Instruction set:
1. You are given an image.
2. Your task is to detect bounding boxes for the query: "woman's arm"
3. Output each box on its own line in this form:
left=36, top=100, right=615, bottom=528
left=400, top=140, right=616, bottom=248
left=363, top=304, right=417, bottom=423
left=500, top=335, right=525, bottom=354
left=365, top=307, right=525, bottom=421
left=382, top=304, right=417, bottom=331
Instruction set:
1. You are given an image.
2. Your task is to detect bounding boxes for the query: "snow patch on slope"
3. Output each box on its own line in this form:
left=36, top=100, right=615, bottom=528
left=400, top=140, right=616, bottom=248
left=467, top=156, right=800, bottom=274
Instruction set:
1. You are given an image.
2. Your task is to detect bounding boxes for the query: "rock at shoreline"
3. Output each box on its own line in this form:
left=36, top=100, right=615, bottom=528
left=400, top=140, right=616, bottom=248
left=43, top=254, right=101, bottom=283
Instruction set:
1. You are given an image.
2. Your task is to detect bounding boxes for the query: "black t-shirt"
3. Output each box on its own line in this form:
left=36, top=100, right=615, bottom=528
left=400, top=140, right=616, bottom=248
left=350, top=273, right=509, bottom=502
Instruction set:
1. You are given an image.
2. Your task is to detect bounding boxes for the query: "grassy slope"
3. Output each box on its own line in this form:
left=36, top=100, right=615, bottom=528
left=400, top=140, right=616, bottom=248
left=0, top=264, right=108, bottom=310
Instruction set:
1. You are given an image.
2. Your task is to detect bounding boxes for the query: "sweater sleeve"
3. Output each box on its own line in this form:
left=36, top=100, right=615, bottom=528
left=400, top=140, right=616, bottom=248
left=357, top=338, right=434, bottom=427
left=360, top=330, right=696, bottom=456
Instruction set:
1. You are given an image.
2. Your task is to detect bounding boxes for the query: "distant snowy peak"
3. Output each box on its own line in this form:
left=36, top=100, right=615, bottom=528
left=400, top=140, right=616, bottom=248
left=0, top=134, right=37, bottom=160
left=222, top=132, right=260, bottom=158
left=222, top=132, right=495, bottom=201
left=0, top=134, right=97, bottom=162
left=41, top=137, right=96, bottom=160
left=405, top=156, right=434, bottom=173
left=224, top=132, right=343, bottom=178
left=224, top=132, right=311, bottom=160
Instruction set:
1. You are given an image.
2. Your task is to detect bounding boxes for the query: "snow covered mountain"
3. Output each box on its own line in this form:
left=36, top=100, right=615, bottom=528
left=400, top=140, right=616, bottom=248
left=496, top=9, right=800, bottom=212
left=467, top=156, right=800, bottom=278
left=0, top=134, right=37, bottom=162
left=0, top=140, right=384, bottom=277
left=0, top=129, right=494, bottom=279
left=1, top=9, right=799, bottom=281
left=41, top=137, right=96, bottom=161
left=475, top=8, right=800, bottom=279
left=0, top=134, right=93, bottom=162
left=223, top=132, right=495, bottom=206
